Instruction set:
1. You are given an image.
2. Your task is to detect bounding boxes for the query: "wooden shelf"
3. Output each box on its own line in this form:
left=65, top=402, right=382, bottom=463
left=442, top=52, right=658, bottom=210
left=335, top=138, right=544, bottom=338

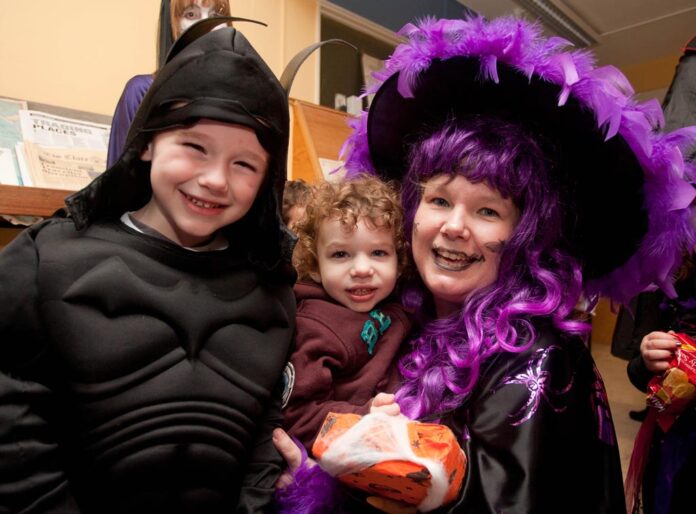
left=0, top=184, right=70, bottom=217
left=291, top=98, right=354, bottom=183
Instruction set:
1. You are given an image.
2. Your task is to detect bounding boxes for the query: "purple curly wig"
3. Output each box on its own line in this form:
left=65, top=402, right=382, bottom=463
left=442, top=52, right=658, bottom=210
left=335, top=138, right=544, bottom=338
left=395, top=117, right=588, bottom=418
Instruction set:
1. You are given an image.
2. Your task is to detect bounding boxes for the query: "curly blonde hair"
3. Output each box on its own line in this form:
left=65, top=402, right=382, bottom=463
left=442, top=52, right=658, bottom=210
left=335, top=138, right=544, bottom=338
left=293, top=176, right=407, bottom=282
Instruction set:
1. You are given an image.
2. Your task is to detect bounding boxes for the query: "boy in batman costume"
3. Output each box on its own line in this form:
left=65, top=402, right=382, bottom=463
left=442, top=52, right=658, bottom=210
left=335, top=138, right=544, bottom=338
left=0, top=18, right=303, bottom=514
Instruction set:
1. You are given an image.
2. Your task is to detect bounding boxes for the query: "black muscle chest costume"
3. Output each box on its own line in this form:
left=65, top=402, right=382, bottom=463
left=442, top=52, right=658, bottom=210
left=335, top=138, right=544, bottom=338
left=0, top=19, right=298, bottom=514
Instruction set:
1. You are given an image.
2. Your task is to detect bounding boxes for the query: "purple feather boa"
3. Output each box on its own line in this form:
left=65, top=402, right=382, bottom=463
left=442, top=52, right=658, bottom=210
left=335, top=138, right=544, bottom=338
left=274, top=440, right=345, bottom=514
left=342, top=16, right=696, bottom=305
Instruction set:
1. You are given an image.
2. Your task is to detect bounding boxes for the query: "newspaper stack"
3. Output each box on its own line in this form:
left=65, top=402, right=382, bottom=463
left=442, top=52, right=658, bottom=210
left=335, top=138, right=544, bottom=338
left=0, top=98, right=110, bottom=190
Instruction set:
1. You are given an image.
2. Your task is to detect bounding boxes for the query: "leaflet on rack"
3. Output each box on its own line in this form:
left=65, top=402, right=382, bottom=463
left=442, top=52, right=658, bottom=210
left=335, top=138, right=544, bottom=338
left=18, top=109, right=110, bottom=150
left=19, top=142, right=105, bottom=191
left=0, top=98, right=28, bottom=185
left=15, top=109, right=109, bottom=190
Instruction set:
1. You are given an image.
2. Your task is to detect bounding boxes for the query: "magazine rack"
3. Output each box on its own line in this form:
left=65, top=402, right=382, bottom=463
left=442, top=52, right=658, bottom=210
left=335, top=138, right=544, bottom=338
left=0, top=99, right=353, bottom=217
left=0, top=98, right=110, bottom=218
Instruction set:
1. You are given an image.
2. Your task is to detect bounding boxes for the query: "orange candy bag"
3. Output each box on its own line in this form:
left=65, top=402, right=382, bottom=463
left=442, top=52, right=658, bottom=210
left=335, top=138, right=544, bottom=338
left=312, top=412, right=467, bottom=512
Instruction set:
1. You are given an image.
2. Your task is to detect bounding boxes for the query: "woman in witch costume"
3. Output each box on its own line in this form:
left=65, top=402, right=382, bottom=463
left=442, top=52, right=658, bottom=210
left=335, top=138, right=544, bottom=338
left=274, top=16, right=696, bottom=514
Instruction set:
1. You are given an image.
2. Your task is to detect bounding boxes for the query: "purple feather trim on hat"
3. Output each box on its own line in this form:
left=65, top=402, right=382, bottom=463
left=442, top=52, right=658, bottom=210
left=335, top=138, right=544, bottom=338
left=274, top=439, right=345, bottom=514
left=342, top=16, right=696, bottom=304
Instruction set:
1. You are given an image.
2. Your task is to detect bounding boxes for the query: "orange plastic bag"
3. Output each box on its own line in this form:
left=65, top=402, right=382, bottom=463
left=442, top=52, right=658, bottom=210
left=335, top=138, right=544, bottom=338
left=312, top=412, right=466, bottom=512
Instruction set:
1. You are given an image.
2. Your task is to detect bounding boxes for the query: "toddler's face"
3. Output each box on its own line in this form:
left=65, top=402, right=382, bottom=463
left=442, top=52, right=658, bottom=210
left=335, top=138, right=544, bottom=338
left=311, top=217, right=398, bottom=312
left=136, top=119, right=268, bottom=247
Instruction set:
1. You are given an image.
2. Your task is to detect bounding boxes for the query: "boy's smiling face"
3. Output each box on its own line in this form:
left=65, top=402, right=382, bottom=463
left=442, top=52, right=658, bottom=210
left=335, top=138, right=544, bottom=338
left=134, top=119, right=268, bottom=247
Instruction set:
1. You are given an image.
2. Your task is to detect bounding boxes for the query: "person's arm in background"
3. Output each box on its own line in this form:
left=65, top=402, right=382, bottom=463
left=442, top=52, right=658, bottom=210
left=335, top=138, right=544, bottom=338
left=662, top=51, right=696, bottom=133
left=620, top=291, right=667, bottom=391
left=106, top=74, right=154, bottom=168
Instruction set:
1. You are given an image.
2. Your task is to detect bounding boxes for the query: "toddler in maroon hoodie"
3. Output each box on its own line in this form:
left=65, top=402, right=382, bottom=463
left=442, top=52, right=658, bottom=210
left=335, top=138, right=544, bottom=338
left=282, top=176, right=412, bottom=450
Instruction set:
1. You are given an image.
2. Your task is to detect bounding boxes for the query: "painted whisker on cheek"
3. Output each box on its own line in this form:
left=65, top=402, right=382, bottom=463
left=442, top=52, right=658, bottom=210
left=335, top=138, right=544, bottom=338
left=484, top=240, right=506, bottom=254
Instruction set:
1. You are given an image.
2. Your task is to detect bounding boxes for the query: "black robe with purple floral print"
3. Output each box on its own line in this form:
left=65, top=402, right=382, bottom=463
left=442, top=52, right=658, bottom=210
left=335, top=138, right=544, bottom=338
left=440, top=326, right=626, bottom=514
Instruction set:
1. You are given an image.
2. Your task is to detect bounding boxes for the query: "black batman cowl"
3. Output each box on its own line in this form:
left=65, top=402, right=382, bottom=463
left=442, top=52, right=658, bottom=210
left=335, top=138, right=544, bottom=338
left=65, top=21, right=294, bottom=273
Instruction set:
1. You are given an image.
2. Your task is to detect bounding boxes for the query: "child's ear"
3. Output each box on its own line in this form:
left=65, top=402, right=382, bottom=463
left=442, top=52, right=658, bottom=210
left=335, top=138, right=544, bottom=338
left=140, top=142, right=153, bottom=161
left=309, top=270, right=321, bottom=284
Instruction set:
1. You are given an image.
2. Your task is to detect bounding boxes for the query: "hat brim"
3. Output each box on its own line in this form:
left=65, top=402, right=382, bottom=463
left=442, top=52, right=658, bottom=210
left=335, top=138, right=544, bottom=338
left=367, top=56, right=648, bottom=280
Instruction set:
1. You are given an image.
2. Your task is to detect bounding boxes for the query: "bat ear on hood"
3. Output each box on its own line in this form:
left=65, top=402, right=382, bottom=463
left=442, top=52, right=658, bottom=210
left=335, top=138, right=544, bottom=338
left=280, top=39, right=356, bottom=93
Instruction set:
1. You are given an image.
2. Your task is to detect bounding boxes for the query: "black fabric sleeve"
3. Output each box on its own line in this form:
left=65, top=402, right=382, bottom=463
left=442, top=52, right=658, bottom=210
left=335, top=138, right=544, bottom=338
left=449, top=338, right=625, bottom=514
left=612, top=292, right=664, bottom=361
left=627, top=354, right=654, bottom=392
left=235, top=379, right=285, bottom=514
left=0, top=227, right=80, bottom=513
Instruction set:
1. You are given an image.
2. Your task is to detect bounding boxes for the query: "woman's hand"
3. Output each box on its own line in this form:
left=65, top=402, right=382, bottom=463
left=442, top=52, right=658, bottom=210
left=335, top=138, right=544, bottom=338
left=640, top=331, right=680, bottom=373
left=370, top=392, right=401, bottom=415
left=272, top=428, right=316, bottom=489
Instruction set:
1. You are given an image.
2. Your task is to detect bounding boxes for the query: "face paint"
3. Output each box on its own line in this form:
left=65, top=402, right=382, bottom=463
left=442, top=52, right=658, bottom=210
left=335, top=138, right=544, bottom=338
left=179, top=1, right=225, bottom=34
left=411, top=174, right=519, bottom=317
left=484, top=240, right=506, bottom=253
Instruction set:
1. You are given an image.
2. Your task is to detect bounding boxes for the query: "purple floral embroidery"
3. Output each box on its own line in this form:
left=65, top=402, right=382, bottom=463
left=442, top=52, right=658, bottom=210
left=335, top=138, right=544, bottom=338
left=460, top=424, right=470, bottom=442
left=590, top=363, right=616, bottom=445
left=501, top=346, right=574, bottom=426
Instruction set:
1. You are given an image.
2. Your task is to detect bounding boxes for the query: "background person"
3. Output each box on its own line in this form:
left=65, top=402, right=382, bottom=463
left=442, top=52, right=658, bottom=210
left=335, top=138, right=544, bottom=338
left=623, top=251, right=696, bottom=514
left=612, top=34, right=696, bottom=423
left=281, top=178, right=312, bottom=231
left=106, top=0, right=231, bottom=168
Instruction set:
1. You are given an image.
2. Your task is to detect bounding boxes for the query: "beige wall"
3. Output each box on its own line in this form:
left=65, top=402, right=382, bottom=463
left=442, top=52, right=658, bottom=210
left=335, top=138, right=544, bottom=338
left=620, top=54, right=680, bottom=94
left=619, top=53, right=680, bottom=104
left=0, top=0, right=319, bottom=116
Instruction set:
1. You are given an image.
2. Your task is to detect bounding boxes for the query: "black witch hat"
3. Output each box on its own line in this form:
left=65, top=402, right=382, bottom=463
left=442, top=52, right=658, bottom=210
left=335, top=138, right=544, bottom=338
left=343, top=17, right=696, bottom=303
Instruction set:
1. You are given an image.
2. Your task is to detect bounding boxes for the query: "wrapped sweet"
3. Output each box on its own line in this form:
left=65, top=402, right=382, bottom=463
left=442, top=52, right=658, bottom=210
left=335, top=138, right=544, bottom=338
left=312, top=412, right=466, bottom=512
left=646, top=332, right=696, bottom=431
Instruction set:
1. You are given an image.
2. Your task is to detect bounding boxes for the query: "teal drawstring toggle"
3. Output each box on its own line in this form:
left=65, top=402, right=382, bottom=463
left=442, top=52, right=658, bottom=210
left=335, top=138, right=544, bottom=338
left=360, top=309, right=392, bottom=355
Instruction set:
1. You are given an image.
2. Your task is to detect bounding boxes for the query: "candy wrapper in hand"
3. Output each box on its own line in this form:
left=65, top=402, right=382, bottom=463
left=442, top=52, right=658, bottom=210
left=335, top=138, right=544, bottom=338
left=646, top=332, right=696, bottom=431
left=312, top=412, right=467, bottom=512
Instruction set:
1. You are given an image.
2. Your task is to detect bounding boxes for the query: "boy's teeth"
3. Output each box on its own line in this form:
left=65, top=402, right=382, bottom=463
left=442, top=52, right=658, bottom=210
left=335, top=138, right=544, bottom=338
left=188, top=195, right=220, bottom=208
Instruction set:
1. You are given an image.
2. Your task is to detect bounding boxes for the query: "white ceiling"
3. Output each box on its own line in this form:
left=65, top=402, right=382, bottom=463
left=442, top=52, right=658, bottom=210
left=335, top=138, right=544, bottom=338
left=461, top=0, right=696, bottom=68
